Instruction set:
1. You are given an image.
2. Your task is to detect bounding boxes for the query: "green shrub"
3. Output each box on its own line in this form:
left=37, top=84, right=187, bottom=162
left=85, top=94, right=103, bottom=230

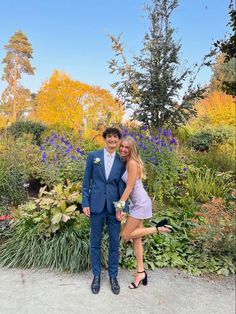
left=119, top=207, right=235, bottom=276
left=38, top=132, right=86, bottom=187
left=0, top=157, right=28, bottom=206
left=7, top=120, right=46, bottom=145
left=189, top=146, right=235, bottom=176
left=190, top=130, right=214, bottom=151
left=184, top=166, right=234, bottom=202
left=190, top=195, right=236, bottom=274
left=16, top=182, right=83, bottom=236
left=189, top=125, right=235, bottom=152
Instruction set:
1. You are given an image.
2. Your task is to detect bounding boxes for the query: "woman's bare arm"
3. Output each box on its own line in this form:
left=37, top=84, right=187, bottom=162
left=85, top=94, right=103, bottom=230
left=119, top=160, right=138, bottom=202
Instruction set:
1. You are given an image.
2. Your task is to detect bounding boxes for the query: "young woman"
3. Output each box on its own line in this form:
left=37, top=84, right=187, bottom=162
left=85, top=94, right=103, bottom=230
left=115, top=136, right=173, bottom=289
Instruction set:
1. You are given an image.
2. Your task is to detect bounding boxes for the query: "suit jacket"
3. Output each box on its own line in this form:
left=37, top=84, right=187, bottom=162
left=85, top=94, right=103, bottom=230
left=82, top=149, right=127, bottom=214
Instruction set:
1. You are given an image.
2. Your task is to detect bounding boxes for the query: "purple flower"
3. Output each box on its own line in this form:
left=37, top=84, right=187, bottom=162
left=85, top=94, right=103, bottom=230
left=56, top=144, right=60, bottom=150
left=183, top=167, right=188, bottom=172
left=169, top=138, right=177, bottom=145
left=40, top=146, right=44, bottom=151
left=44, top=136, right=49, bottom=143
left=42, top=152, right=47, bottom=159
left=71, top=155, right=76, bottom=160
left=60, top=136, right=65, bottom=142
left=161, top=140, right=166, bottom=147
left=149, top=156, right=156, bottom=163
left=54, top=154, right=57, bottom=161
left=163, top=128, right=167, bottom=136
left=76, top=147, right=81, bottom=152
left=143, top=125, right=148, bottom=131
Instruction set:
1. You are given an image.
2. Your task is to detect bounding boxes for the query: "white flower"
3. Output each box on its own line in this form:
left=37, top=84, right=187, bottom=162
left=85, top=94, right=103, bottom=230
left=94, top=157, right=101, bottom=164
left=113, top=200, right=125, bottom=211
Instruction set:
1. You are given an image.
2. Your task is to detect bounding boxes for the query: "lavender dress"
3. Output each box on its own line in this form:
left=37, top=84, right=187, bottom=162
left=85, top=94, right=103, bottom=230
left=122, top=170, right=152, bottom=219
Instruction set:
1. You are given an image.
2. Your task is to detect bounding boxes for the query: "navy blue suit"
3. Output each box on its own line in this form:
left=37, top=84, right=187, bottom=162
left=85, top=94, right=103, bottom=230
left=82, top=149, right=126, bottom=277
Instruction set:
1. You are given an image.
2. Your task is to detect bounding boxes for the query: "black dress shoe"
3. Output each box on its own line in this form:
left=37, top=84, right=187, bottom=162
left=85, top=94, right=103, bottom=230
left=91, top=276, right=100, bottom=294
left=110, top=277, right=120, bottom=295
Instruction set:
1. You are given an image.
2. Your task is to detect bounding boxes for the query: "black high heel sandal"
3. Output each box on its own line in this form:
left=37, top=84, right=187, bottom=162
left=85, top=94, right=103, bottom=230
left=129, top=270, right=148, bottom=289
left=151, top=219, right=174, bottom=233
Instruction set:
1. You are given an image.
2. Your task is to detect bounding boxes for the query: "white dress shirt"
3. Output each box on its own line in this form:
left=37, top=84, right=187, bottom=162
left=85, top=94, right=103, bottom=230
left=104, top=149, right=116, bottom=180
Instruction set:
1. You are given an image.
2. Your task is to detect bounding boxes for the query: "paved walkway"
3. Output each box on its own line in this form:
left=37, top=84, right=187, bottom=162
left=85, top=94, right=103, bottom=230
left=0, top=267, right=235, bottom=314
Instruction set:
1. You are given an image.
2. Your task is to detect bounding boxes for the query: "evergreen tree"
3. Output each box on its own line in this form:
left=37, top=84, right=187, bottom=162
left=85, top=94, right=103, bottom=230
left=109, top=0, right=205, bottom=128
left=1, top=30, right=35, bottom=121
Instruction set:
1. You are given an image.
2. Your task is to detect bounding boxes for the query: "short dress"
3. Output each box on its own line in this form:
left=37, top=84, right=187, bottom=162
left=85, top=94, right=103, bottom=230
left=122, top=170, right=152, bottom=219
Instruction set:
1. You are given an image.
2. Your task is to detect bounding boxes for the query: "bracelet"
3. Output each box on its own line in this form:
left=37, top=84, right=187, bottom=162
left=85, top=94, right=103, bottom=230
left=113, top=200, right=125, bottom=211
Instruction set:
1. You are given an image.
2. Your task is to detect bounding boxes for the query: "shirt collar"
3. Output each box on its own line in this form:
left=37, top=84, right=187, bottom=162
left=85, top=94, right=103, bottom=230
left=104, top=148, right=116, bottom=158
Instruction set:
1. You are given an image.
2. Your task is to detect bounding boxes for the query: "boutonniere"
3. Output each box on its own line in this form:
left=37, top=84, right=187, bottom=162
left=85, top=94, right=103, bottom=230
left=94, top=157, right=101, bottom=164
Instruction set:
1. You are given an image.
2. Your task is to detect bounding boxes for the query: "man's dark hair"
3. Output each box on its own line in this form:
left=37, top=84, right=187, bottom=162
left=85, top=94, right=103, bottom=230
left=102, top=127, right=122, bottom=139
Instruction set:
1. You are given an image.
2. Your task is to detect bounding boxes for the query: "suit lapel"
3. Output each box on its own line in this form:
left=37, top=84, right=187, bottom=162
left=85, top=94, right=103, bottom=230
left=99, top=149, right=106, bottom=180
left=107, top=152, right=120, bottom=181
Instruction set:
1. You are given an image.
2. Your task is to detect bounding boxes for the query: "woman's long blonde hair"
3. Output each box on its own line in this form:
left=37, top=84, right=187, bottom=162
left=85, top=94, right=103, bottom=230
left=121, top=136, right=146, bottom=179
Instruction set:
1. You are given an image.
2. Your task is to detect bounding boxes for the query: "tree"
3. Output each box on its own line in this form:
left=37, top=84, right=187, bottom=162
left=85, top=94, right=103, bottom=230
left=109, top=0, right=205, bottom=129
left=194, top=91, right=235, bottom=126
left=213, top=1, right=236, bottom=96
left=209, top=53, right=236, bottom=93
left=1, top=30, right=35, bottom=121
left=32, top=70, right=124, bottom=131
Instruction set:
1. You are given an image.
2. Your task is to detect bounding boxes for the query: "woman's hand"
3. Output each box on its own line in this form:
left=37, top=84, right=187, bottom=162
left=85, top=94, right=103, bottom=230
left=83, top=207, right=90, bottom=217
left=116, top=210, right=125, bottom=221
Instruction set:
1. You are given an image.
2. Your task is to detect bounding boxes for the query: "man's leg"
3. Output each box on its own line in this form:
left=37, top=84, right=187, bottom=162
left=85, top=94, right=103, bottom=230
left=106, top=211, right=121, bottom=278
left=90, top=211, right=105, bottom=276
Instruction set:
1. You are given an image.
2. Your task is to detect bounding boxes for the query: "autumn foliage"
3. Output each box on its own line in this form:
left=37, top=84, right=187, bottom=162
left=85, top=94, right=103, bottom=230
left=194, top=91, right=235, bottom=126
left=191, top=193, right=236, bottom=255
left=31, top=70, right=124, bottom=138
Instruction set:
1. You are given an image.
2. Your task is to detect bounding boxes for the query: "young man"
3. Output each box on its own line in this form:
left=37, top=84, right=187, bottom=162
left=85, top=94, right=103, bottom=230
left=82, top=127, right=126, bottom=295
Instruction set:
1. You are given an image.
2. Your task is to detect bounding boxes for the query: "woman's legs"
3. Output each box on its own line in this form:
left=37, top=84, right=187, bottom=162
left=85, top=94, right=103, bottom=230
left=127, top=220, right=146, bottom=287
left=121, top=216, right=171, bottom=240
left=133, top=221, right=144, bottom=273
left=121, top=216, right=172, bottom=288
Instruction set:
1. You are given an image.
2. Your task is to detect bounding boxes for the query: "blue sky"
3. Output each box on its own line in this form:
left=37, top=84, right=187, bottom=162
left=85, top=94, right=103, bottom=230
left=0, top=0, right=232, bottom=97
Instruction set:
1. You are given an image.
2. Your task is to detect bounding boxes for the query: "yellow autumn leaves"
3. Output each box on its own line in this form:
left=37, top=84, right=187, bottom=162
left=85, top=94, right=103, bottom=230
left=30, top=70, right=124, bottom=135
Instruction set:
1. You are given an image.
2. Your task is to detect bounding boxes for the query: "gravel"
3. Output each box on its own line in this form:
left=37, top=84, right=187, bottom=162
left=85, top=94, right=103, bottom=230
left=0, top=267, right=235, bottom=314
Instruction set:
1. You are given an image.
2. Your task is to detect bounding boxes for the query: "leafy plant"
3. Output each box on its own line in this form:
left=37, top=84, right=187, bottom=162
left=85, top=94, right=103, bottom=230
left=185, top=166, right=234, bottom=202
left=16, top=182, right=82, bottom=237
left=191, top=195, right=236, bottom=258
left=189, top=125, right=235, bottom=152
left=0, top=157, right=28, bottom=206
left=7, top=120, right=46, bottom=145
left=37, top=132, right=86, bottom=187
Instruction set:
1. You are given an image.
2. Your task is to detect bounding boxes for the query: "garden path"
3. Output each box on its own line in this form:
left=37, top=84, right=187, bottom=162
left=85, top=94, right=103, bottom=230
left=0, top=267, right=234, bottom=314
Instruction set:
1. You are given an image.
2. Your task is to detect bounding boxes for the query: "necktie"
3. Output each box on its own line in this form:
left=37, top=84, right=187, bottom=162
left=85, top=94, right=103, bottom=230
left=106, top=154, right=113, bottom=179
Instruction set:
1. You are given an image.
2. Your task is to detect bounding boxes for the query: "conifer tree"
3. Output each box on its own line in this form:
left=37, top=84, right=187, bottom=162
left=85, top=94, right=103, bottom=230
left=1, top=30, right=35, bottom=121
left=109, top=0, right=205, bottom=128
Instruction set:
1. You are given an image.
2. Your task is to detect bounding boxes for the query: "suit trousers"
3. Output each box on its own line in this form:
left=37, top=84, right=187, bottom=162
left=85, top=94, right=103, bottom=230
left=90, top=206, right=121, bottom=278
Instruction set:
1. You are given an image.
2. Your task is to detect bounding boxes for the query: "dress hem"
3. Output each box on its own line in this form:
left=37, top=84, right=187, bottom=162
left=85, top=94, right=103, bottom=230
left=128, top=215, right=152, bottom=220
